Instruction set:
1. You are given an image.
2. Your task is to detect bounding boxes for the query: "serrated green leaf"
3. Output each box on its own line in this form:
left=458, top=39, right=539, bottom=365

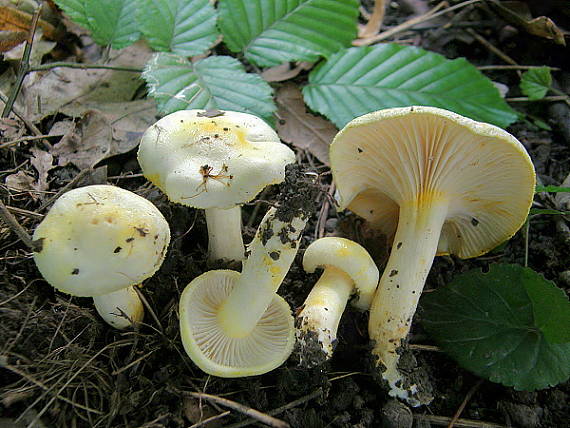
left=535, top=185, right=570, bottom=193
left=421, top=264, right=570, bottom=391
left=136, top=0, right=218, bottom=56
left=218, top=0, right=359, bottom=67
left=520, top=67, right=552, bottom=100
left=84, top=0, right=140, bottom=48
left=143, top=53, right=276, bottom=124
left=54, top=0, right=90, bottom=29
left=303, top=45, right=518, bottom=129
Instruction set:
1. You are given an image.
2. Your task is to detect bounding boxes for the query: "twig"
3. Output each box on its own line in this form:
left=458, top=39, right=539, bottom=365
left=466, top=28, right=517, bottom=66
left=28, top=62, right=143, bottom=73
left=448, top=379, right=484, bottom=428
left=185, top=392, right=289, bottom=428
left=354, top=0, right=483, bottom=45
left=415, top=414, right=505, bottom=428
left=478, top=65, right=561, bottom=71
left=315, top=183, right=335, bottom=239
left=223, top=388, right=323, bottom=428
left=0, top=198, right=39, bottom=251
left=2, top=4, right=42, bottom=118
left=0, top=134, right=64, bottom=150
left=506, top=95, right=568, bottom=102
left=408, top=343, right=442, bottom=352
left=111, top=348, right=158, bottom=375
left=3, top=205, right=43, bottom=219
left=359, top=0, right=387, bottom=38
left=189, top=411, right=231, bottom=428
left=37, top=168, right=93, bottom=212
left=0, top=91, right=46, bottom=140
left=133, top=287, right=164, bottom=333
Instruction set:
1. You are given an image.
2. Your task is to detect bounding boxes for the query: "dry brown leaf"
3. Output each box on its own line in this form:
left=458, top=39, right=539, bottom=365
left=183, top=397, right=224, bottom=427
left=0, top=30, right=27, bottom=52
left=490, top=1, right=567, bottom=46
left=5, top=170, right=36, bottom=192
left=21, top=41, right=152, bottom=121
left=261, top=61, right=313, bottom=82
left=4, top=29, right=56, bottom=64
left=0, top=5, right=59, bottom=39
left=0, top=117, right=25, bottom=141
left=51, top=111, right=113, bottom=169
left=29, top=146, right=53, bottom=191
left=276, top=83, right=336, bottom=165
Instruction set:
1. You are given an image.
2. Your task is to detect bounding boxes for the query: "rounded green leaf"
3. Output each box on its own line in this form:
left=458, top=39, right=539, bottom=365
left=218, top=0, right=359, bottom=67
left=520, top=67, right=552, bottom=101
left=143, top=53, right=276, bottom=124
left=303, top=45, right=519, bottom=129
left=136, top=0, right=218, bottom=56
left=85, top=0, right=141, bottom=48
left=421, top=264, right=570, bottom=391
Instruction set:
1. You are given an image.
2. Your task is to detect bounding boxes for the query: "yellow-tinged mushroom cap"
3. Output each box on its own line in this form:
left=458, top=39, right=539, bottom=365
left=330, top=106, right=536, bottom=259
left=138, top=109, right=296, bottom=209
left=303, top=237, right=379, bottom=310
left=33, top=185, right=171, bottom=297
left=179, top=270, right=295, bottom=377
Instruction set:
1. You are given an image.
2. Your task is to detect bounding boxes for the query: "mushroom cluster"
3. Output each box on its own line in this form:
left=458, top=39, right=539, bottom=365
left=30, top=106, right=536, bottom=405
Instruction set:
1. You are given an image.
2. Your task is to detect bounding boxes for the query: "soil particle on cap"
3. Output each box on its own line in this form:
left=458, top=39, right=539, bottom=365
left=269, top=251, right=280, bottom=260
left=71, top=268, right=79, bottom=275
left=135, top=227, right=149, bottom=237
left=197, top=109, right=224, bottom=118
left=114, top=246, right=122, bottom=253
left=32, top=238, right=44, bottom=252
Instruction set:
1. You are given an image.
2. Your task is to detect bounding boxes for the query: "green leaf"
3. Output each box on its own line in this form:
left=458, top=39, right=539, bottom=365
left=520, top=67, right=552, bottom=100
left=54, top=0, right=90, bottom=29
left=84, top=0, right=141, bottom=48
left=303, top=45, right=519, bottom=129
left=529, top=208, right=570, bottom=216
left=421, top=264, right=570, bottom=391
left=136, top=0, right=218, bottom=56
left=218, top=0, right=359, bottom=67
left=143, top=53, right=276, bottom=124
left=535, top=185, right=570, bottom=193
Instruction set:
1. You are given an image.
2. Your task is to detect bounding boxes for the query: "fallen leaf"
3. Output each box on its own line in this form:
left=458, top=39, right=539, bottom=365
left=4, top=29, right=56, bottom=65
left=21, top=41, right=152, bottom=121
left=0, top=117, right=25, bottom=142
left=0, top=30, right=27, bottom=52
left=29, top=146, right=54, bottom=192
left=490, top=1, right=567, bottom=45
left=0, top=5, right=60, bottom=40
left=51, top=110, right=113, bottom=169
left=5, top=170, right=36, bottom=192
left=276, top=83, right=336, bottom=165
left=261, top=61, right=313, bottom=82
left=183, top=396, right=224, bottom=427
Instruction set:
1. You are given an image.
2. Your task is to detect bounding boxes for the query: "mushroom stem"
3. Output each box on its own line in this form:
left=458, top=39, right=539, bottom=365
left=92, top=285, right=144, bottom=329
left=369, top=196, right=448, bottom=404
left=218, top=207, right=306, bottom=338
left=205, top=207, right=245, bottom=262
left=297, top=266, right=354, bottom=360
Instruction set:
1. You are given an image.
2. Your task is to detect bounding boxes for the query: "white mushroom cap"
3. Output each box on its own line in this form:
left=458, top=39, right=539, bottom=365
left=331, top=106, right=535, bottom=258
left=138, top=109, right=296, bottom=209
left=179, top=270, right=295, bottom=377
left=303, top=237, right=379, bottom=310
left=33, top=185, right=171, bottom=297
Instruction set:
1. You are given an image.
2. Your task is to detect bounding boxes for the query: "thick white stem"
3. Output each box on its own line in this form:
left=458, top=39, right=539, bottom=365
left=297, top=266, right=354, bottom=360
left=218, top=207, right=307, bottom=338
left=205, top=207, right=245, bottom=262
left=369, top=196, right=448, bottom=404
left=93, top=286, right=144, bottom=329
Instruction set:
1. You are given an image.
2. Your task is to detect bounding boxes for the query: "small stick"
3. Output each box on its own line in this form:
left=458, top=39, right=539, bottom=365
left=506, top=95, right=568, bottom=102
left=315, top=182, right=335, bottom=239
left=408, top=343, right=441, bottom=352
left=415, top=415, right=506, bottom=428
left=133, top=287, right=164, bottom=333
left=186, top=392, right=289, bottom=428
left=29, top=62, right=143, bottom=73
left=478, top=65, right=561, bottom=71
left=3, top=205, right=43, bottom=219
left=0, top=134, right=64, bottom=150
left=359, top=0, right=387, bottom=38
left=2, top=4, right=42, bottom=118
left=189, top=411, right=231, bottom=428
left=0, top=198, right=39, bottom=251
left=466, top=28, right=517, bottom=66
left=448, top=379, right=484, bottom=428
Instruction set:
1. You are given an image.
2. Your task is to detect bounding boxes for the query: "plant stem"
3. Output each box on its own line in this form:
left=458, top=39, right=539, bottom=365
left=204, top=207, right=245, bottom=262
left=368, top=196, right=448, bottom=405
left=217, top=207, right=306, bottom=338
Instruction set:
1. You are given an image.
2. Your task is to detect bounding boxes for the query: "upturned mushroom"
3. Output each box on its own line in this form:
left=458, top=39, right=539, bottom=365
left=33, top=185, right=170, bottom=329
left=296, top=237, right=379, bottom=367
left=330, top=106, right=535, bottom=405
left=179, top=166, right=318, bottom=376
left=138, top=109, right=295, bottom=263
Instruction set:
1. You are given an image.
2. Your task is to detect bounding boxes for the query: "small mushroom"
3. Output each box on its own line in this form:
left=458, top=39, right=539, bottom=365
left=330, top=106, right=536, bottom=405
left=138, top=109, right=295, bottom=263
left=179, top=205, right=308, bottom=377
left=33, top=185, right=170, bottom=329
left=296, top=237, right=379, bottom=367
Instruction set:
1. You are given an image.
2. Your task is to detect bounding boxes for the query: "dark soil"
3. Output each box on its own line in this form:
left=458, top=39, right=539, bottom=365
left=1, top=1, right=570, bottom=428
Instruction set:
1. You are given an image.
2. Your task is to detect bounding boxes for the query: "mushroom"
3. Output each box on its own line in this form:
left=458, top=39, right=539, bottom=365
left=138, top=109, right=295, bottom=263
left=329, top=106, right=536, bottom=405
left=296, top=237, right=379, bottom=367
left=179, top=166, right=318, bottom=376
left=33, top=185, right=171, bottom=329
